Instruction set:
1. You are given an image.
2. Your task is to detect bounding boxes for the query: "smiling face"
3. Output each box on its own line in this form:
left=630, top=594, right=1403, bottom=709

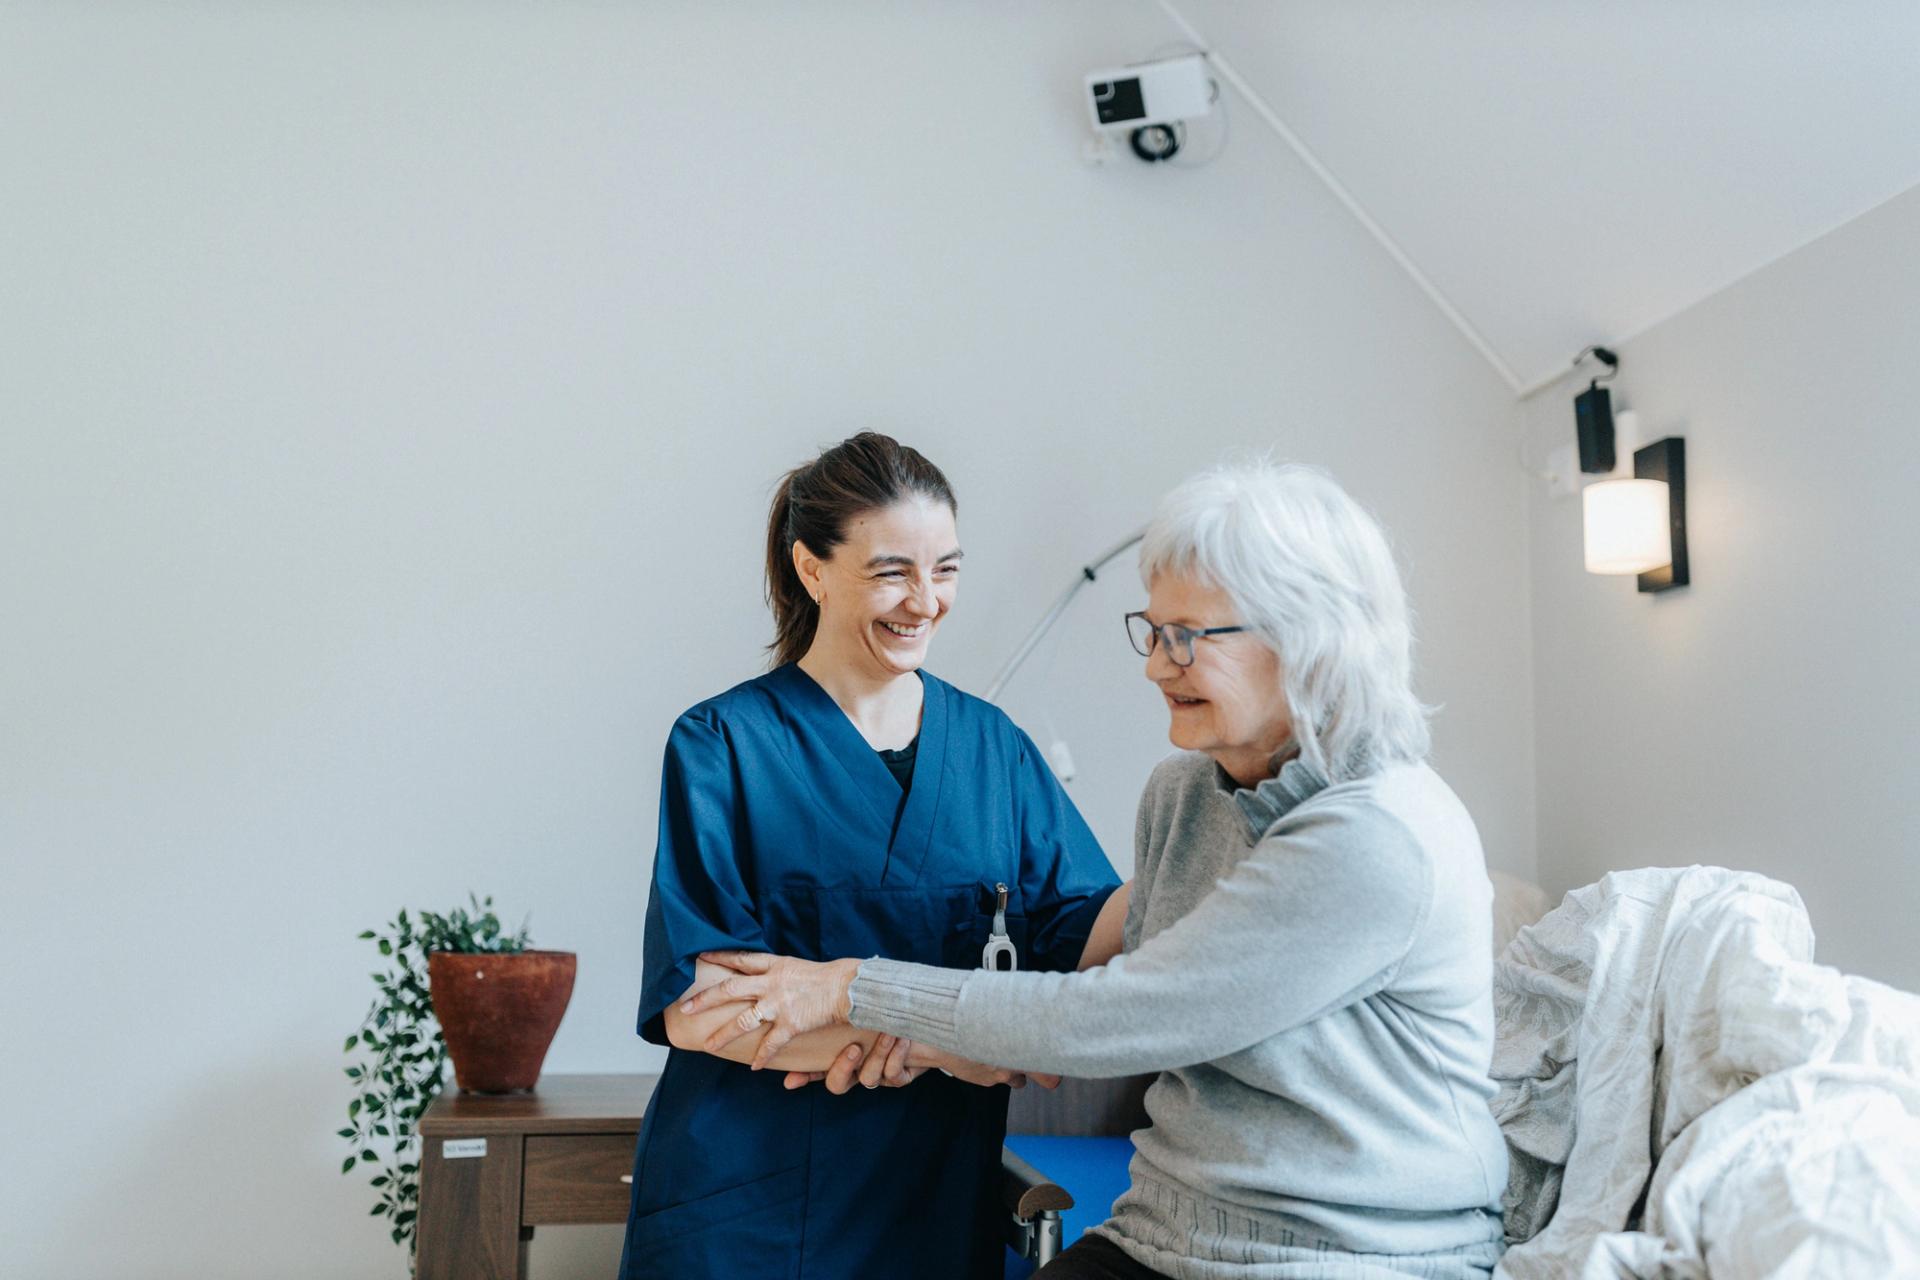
left=1142, top=572, right=1294, bottom=786
left=794, top=496, right=961, bottom=681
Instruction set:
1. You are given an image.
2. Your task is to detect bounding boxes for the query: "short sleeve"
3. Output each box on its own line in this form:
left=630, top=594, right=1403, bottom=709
left=1012, top=726, right=1121, bottom=973
left=636, top=712, right=767, bottom=1045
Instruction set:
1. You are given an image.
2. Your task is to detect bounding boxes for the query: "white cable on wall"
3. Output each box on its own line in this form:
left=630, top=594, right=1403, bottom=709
left=1153, top=0, right=1525, bottom=395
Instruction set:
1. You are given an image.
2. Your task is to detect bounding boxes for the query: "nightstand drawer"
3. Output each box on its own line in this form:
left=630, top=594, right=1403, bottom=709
left=523, top=1133, right=637, bottom=1224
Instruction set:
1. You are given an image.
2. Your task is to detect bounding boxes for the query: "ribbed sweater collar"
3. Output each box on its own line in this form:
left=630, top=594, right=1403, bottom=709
left=1217, top=751, right=1331, bottom=842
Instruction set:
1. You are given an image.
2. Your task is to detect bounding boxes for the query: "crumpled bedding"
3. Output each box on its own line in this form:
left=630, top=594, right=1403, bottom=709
left=1490, top=866, right=1920, bottom=1279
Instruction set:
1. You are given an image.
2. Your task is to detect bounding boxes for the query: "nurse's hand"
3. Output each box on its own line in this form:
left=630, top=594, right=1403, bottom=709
left=783, top=1040, right=1061, bottom=1094
left=685, top=950, right=860, bottom=1070
left=909, top=1044, right=1061, bottom=1092
left=781, top=1034, right=925, bottom=1093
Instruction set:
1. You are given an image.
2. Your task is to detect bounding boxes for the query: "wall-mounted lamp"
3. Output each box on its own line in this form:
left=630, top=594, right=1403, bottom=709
left=1583, top=475, right=1669, bottom=574
left=1570, top=347, right=1690, bottom=593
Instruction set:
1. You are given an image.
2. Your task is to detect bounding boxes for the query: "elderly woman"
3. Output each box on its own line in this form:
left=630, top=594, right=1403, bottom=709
left=687, top=462, right=1509, bottom=1280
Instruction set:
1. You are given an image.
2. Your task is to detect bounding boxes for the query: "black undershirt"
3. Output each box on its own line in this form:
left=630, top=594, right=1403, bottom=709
left=876, top=734, right=919, bottom=791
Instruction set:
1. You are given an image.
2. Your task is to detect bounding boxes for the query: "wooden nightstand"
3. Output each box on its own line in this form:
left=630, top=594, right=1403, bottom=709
left=416, top=1073, right=658, bottom=1280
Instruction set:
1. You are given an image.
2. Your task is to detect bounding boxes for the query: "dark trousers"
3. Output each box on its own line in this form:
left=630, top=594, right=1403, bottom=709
left=1033, top=1234, right=1172, bottom=1280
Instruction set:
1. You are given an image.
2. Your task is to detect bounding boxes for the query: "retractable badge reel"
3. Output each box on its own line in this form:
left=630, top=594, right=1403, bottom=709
left=982, top=882, right=1018, bottom=972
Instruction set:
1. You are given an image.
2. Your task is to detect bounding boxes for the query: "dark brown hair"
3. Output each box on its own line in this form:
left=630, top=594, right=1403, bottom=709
left=764, top=432, right=957, bottom=668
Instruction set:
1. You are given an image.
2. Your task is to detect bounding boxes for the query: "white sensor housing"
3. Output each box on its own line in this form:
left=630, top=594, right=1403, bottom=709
left=1086, top=54, right=1214, bottom=131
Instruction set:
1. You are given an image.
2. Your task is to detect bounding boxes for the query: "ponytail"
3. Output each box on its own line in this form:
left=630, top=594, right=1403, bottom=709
left=764, top=467, right=819, bottom=669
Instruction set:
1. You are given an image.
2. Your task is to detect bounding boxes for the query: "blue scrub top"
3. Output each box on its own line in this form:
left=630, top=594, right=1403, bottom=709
left=619, top=664, right=1119, bottom=1280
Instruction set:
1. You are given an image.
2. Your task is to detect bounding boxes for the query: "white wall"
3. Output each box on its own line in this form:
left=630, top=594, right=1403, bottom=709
left=1523, top=184, right=1920, bottom=993
left=1, top=4, right=1534, bottom=1277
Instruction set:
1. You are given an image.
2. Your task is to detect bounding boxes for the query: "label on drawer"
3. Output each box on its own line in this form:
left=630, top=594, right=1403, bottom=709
left=442, top=1138, right=487, bottom=1159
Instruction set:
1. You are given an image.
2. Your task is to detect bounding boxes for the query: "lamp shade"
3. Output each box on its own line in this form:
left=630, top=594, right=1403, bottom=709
left=1583, top=478, right=1672, bottom=575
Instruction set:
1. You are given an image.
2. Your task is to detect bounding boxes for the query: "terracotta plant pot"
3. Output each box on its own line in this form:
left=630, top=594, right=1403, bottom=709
left=427, top=949, right=576, bottom=1094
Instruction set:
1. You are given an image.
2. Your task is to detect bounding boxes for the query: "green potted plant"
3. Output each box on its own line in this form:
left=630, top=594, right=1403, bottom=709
left=339, top=894, right=575, bottom=1263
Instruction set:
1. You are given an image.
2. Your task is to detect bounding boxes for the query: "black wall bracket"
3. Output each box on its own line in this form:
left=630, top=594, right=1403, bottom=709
left=1635, top=437, right=1689, bottom=593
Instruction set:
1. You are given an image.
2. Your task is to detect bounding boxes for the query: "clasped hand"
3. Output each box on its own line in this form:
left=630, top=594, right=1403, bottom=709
left=682, top=949, right=1058, bottom=1094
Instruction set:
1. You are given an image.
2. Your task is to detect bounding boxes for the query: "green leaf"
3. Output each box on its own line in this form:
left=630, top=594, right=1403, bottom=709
left=372, top=1203, right=387, bottom=1216
left=343, top=1034, right=358, bottom=1052
left=349, top=1098, right=362, bottom=1118
left=337, top=1127, right=355, bottom=1139
left=361, top=1148, right=378, bottom=1162
left=395, top=1209, right=417, bottom=1225
left=342, top=1155, right=356, bottom=1173
left=370, top=1174, right=389, bottom=1188
left=377, top=938, right=392, bottom=956
left=358, top=930, right=375, bottom=939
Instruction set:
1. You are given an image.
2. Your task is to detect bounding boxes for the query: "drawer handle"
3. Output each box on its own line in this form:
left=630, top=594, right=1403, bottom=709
left=620, top=1175, right=633, bottom=1184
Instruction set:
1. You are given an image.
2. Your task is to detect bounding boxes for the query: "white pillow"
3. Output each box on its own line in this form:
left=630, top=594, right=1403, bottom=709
left=1490, top=870, right=1551, bottom=958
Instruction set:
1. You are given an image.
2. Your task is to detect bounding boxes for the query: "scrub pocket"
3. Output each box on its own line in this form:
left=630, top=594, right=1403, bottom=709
left=953, top=894, right=1029, bottom=972
left=811, top=884, right=1028, bottom=970
left=622, top=1164, right=805, bottom=1278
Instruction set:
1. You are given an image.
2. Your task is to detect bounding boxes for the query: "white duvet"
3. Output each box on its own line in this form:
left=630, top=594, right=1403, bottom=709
left=1490, top=866, right=1920, bottom=1279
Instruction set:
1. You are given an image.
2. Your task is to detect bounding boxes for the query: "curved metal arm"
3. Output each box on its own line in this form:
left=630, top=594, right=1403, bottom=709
left=985, top=529, right=1145, bottom=704
left=1574, top=344, right=1620, bottom=386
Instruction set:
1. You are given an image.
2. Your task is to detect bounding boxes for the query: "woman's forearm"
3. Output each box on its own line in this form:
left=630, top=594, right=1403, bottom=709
left=848, top=827, right=1429, bottom=1077
left=847, top=959, right=1192, bottom=1077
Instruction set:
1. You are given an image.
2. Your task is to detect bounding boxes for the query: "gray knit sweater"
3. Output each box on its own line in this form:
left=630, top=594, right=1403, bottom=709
left=848, top=752, right=1508, bottom=1277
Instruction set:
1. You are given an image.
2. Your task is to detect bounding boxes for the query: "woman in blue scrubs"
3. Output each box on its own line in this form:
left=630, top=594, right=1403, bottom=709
left=619, top=432, right=1123, bottom=1280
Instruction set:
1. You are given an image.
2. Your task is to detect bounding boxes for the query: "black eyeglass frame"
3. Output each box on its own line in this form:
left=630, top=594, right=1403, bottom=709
left=1124, top=611, right=1247, bottom=667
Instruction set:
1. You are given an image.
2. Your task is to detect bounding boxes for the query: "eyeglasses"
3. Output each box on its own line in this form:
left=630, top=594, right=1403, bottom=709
left=1124, top=612, right=1247, bottom=667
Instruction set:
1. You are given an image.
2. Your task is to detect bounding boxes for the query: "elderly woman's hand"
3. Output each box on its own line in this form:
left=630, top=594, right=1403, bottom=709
left=683, top=950, right=861, bottom=1069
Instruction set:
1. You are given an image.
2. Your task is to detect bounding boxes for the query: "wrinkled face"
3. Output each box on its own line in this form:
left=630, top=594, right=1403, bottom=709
left=800, top=496, right=961, bottom=679
left=1141, top=573, right=1292, bottom=767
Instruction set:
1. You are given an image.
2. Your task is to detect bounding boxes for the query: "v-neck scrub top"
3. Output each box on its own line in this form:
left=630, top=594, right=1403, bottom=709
left=619, top=664, right=1120, bottom=1280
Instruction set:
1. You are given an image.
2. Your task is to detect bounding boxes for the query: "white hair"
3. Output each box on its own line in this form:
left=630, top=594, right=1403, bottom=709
left=1138, top=460, right=1430, bottom=781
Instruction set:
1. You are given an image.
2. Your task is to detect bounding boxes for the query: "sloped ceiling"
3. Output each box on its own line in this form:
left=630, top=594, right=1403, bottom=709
left=1165, top=1, right=1920, bottom=395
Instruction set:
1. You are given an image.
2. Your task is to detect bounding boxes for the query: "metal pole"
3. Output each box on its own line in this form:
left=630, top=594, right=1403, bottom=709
left=984, top=529, right=1145, bottom=704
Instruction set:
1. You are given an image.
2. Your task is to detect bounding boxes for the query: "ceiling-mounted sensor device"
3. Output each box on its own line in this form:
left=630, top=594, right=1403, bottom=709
left=1085, top=53, right=1214, bottom=131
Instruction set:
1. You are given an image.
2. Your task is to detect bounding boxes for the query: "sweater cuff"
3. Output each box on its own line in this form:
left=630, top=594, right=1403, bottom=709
left=847, top=958, right=970, bottom=1042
